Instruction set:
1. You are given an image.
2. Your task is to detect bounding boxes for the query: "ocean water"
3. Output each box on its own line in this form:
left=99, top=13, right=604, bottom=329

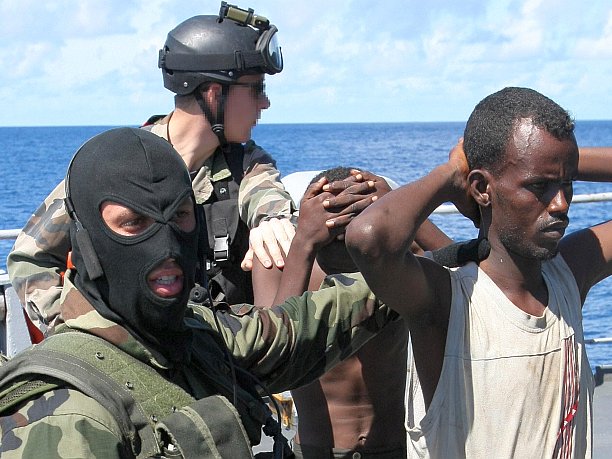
left=0, top=122, right=611, bottom=368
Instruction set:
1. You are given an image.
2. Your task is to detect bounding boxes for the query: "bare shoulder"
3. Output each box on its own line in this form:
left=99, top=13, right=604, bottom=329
left=560, top=220, right=612, bottom=301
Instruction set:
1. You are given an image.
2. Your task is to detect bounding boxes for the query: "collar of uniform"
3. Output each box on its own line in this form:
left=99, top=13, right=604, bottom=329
left=145, top=115, right=232, bottom=203
left=147, top=113, right=172, bottom=141
left=59, top=274, right=176, bottom=370
left=191, top=148, right=232, bottom=204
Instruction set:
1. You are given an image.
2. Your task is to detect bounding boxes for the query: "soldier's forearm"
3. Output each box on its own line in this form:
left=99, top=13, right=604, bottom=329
left=239, top=162, right=295, bottom=228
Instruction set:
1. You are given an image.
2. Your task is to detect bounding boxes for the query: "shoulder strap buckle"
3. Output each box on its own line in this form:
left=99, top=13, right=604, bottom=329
left=213, top=234, right=230, bottom=264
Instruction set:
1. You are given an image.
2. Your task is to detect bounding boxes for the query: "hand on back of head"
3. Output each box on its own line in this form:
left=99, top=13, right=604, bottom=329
left=446, top=139, right=481, bottom=228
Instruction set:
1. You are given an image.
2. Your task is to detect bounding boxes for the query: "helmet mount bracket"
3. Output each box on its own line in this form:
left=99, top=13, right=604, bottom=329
left=218, top=2, right=270, bottom=31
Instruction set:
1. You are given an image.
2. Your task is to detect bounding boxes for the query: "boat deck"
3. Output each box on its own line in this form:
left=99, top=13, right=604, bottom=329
left=594, top=368, right=612, bottom=458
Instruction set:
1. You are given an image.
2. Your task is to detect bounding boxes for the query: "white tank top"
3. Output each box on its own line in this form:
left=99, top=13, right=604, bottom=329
left=407, top=256, right=594, bottom=459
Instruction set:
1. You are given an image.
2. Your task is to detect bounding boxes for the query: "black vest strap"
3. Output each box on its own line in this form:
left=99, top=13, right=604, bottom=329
left=199, top=145, right=253, bottom=304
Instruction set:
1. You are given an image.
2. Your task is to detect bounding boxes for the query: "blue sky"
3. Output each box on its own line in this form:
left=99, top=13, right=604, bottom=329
left=1, top=0, right=611, bottom=126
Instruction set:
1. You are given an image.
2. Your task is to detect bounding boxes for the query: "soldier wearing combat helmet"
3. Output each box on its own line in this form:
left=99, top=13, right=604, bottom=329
left=8, top=2, right=296, bottom=336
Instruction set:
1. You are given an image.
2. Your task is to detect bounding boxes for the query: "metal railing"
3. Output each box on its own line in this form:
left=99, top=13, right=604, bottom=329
left=1, top=193, right=612, bottom=358
left=1, top=192, right=611, bottom=237
left=0, top=229, right=20, bottom=240
left=586, top=337, right=612, bottom=345
left=433, top=192, right=612, bottom=214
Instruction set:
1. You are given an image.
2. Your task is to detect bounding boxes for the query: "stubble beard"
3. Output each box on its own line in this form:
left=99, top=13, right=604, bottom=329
left=499, top=229, right=558, bottom=261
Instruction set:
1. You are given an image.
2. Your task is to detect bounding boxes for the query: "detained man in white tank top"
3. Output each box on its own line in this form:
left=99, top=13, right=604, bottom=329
left=346, top=86, right=612, bottom=458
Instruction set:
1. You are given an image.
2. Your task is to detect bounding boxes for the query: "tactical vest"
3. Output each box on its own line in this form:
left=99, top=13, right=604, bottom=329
left=0, top=329, right=292, bottom=458
left=199, top=144, right=252, bottom=305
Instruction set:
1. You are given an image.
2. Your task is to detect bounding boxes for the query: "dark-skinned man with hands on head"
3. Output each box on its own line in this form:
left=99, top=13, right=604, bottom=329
left=346, top=87, right=612, bottom=458
left=253, top=167, right=489, bottom=459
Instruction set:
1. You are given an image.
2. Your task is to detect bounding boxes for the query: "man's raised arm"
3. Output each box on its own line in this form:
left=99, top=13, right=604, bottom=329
left=577, top=147, right=612, bottom=182
left=345, top=142, right=474, bottom=321
left=560, top=146, right=612, bottom=301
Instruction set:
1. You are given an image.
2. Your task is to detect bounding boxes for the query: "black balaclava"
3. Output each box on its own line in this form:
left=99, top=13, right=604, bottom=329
left=65, top=127, right=199, bottom=364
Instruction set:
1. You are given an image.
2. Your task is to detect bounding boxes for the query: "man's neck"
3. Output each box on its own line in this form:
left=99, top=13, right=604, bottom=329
left=479, top=246, right=549, bottom=316
left=168, top=109, right=220, bottom=172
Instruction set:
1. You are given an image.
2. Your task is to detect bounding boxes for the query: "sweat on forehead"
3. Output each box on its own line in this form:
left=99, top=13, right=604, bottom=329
left=67, top=127, right=192, bottom=219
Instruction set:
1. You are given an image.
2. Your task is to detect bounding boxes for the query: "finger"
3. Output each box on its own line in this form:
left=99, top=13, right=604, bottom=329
left=324, top=188, right=375, bottom=210
left=358, top=172, right=392, bottom=191
left=336, top=195, right=380, bottom=218
left=323, top=182, right=375, bottom=208
left=325, top=213, right=356, bottom=229
left=249, top=226, right=272, bottom=268
left=260, top=222, right=285, bottom=268
left=341, top=174, right=361, bottom=183
left=278, top=218, right=296, bottom=256
left=280, top=217, right=297, bottom=236
left=337, top=180, right=376, bottom=197
left=352, top=170, right=380, bottom=182
left=241, top=247, right=255, bottom=271
left=322, top=179, right=357, bottom=193
left=303, top=177, right=327, bottom=200
left=269, top=217, right=295, bottom=260
left=339, top=198, right=371, bottom=216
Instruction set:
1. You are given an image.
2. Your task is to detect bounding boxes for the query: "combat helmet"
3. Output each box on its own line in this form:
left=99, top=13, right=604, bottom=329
left=159, top=3, right=282, bottom=94
left=158, top=2, right=282, bottom=145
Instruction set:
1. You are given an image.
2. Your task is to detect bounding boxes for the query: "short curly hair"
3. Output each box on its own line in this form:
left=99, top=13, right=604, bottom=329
left=463, top=87, right=575, bottom=175
left=311, top=166, right=356, bottom=184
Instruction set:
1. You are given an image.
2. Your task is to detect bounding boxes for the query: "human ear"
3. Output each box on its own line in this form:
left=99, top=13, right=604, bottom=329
left=468, top=169, right=491, bottom=207
left=201, top=83, right=222, bottom=105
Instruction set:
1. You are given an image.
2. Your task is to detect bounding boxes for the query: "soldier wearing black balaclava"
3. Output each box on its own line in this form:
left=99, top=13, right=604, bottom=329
left=0, top=127, right=397, bottom=458
left=64, top=127, right=199, bottom=363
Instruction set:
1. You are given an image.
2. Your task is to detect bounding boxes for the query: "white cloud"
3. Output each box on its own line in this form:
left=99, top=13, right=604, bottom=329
left=573, top=10, right=612, bottom=58
left=1, top=0, right=611, bottom=125
left=12, top=43, right=54, bottom=78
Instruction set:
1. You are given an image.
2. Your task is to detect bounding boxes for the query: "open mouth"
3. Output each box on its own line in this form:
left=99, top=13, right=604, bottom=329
left=148, top=262, right=184, bottom=298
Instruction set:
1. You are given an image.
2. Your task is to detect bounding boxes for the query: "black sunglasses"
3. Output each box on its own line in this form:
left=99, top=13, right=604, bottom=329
left=232, top=80, right=266, bottom=98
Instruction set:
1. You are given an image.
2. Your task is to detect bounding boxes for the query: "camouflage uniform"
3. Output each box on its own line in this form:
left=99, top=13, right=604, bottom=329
left=0, top=271, right=394, bottom=458
left=7, top=114, right=295, bottom=335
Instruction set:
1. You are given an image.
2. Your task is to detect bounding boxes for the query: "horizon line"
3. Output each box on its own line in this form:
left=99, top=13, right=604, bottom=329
left=0, top=119, right=610, bottom=129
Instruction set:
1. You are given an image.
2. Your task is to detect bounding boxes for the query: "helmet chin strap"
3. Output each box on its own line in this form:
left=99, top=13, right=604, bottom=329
left=194, top=85, right=230, bottom=150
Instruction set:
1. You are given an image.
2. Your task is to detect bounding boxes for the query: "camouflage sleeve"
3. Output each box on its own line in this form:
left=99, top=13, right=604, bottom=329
left=6, top=181, right=71, bottom=335
left=190, top=272, right=396, bottom=393
left=239, top=141, right=296, bottom=228
left=0, top=388, right=126, bottom=458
